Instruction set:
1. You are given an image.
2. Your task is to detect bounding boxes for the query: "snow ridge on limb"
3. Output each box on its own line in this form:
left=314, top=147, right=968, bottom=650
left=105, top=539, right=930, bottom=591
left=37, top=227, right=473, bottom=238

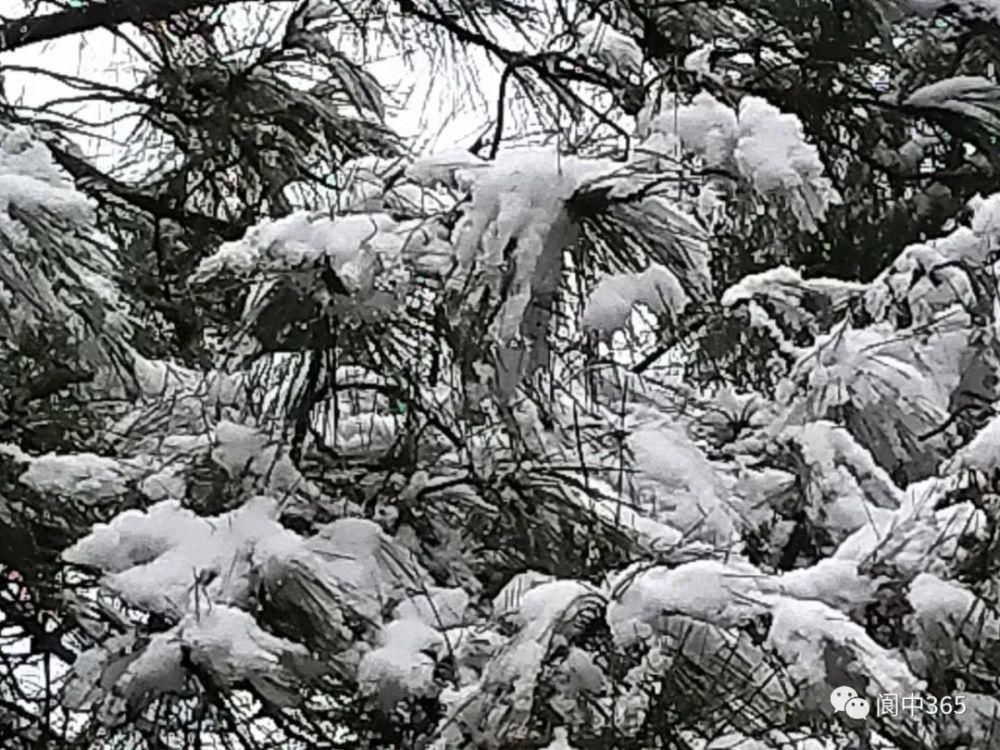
left=13, top=85, right=1000, bottom=749
left=638, top=93, right=841, bottom=232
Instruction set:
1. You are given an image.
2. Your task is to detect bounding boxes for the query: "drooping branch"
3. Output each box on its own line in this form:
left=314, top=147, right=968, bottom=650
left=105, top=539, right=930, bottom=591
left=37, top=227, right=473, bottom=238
left=0, top=0, right=247, bottom=53
left=45, top=142, right=242, bottom=240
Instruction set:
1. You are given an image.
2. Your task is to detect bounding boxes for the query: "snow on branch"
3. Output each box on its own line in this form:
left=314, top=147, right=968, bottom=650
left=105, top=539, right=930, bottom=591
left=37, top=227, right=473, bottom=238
left=0, top=0, right=243, bottom=53
left=640, top=92, right=841, bottom=232
left=576, top=20, right=643, bottom=82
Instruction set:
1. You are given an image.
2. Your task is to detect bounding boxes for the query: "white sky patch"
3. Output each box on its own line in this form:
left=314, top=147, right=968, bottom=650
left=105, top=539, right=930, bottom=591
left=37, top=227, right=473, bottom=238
left=0, top=0, right=515, bottom=171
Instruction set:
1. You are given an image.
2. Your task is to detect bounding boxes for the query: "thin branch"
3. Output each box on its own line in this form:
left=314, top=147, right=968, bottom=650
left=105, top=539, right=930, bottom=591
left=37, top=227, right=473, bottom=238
left=45, top=141, right=243, bottom=240
left=0, top=0, right=255, bottom=53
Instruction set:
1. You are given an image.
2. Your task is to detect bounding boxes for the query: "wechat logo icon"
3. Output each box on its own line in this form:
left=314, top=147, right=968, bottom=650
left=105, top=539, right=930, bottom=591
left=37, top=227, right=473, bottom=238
left=831, top=686, right=870, bottom=720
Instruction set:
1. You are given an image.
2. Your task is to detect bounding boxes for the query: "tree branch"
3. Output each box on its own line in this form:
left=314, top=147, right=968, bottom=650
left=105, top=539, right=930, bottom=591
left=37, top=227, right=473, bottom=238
left=0, top=0, right=242, bottom=53
left=45, top=141, right=243, bottom=240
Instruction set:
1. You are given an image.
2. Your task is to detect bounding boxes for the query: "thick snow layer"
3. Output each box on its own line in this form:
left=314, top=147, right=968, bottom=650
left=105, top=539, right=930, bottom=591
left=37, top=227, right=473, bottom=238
left=492, top=570, right=556, bottom=617
left=592, top=495, right=685, bottom=551
left=0, top=126, right=136, bottom=388
left=0, top=126, right=92, bottom=223
left=393, top=586, right=470, bottom=629
left=448, top=147, right=618, bottom=339
left=13, top=433, right=208, bottom=508
left=775, top=558, right=877, bottom=611
left=949, top=412, right=1000, bottom=473
left=863, top=192, right=1000, bottom=336
left=643, top=93, right=838, bottom=231
left=607, top=559, right=772, bottom=645
left=307, top=517, right=433, bottom=620
left=180, top=605, right=310, bottom=688
left=734, top=97, right=841, bottom=231
left=644, top=92, right=738, bottom=166
left=833, top=500, right=985, bottom=576
left=908, top=572, right=1000, bottom=642
left=784, top=420, right=903, bottom=537
left=581, top=264, right=689, bottom=334
left=72, top=606, right=309, bottom=723
left=722, top=266, right=807, bottom=307
left=193, top=142, right=694, bottom=352
left=577, top=20, right=643, bottom=80
left=455, top=580, right=604, bottom=743
left=63, top=500, right=206, bottom=573
left=870, top=243, right=977, bottom=324
left=970, top=192, right=1000, bottom=239
left=684, top=46, right=714, bottom=76
left=27, top=71, right=1000, bottom=745
left=62, top=497, right=450, bottom=719
left=787, top=324, right=949, bottom=426
left=904, top=75, right=998, bottom=108
left=406, top=148, right=487, bottom=189
left=97, top=631, right=185, bottom=724
left=721, top=266, right=863, bottom=309
left=0, top=172, right=91, bottom=225
left=212, top=420, right=316, bottom=497
left=721, top=267, right=864, bottom=350
left=766, top=598, right=921, bottom=696
left=515, top=580, right=603, bottom=638
left=13, top=452, right=144, bottom=503
left=359, top=619, right=446, bottom=705
left=191, top=211, right=402, bottom=290
left=64, top=497, right=301, bottom=617
left=627, top=424, right=740, bottom=546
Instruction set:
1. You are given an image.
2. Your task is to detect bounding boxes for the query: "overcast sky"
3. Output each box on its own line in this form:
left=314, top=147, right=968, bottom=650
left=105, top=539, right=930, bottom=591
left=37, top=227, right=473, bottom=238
left=0, top=0, right=506, bottom=172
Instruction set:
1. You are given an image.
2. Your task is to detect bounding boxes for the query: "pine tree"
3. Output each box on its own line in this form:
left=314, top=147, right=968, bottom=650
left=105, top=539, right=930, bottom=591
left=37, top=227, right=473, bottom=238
left=2, top=1, right=1000, bottom=749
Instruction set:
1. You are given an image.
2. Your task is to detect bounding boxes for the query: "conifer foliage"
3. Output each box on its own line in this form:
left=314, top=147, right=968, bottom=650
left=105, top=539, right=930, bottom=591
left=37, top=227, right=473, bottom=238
left=2, top=1, right=1000, bottom=748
